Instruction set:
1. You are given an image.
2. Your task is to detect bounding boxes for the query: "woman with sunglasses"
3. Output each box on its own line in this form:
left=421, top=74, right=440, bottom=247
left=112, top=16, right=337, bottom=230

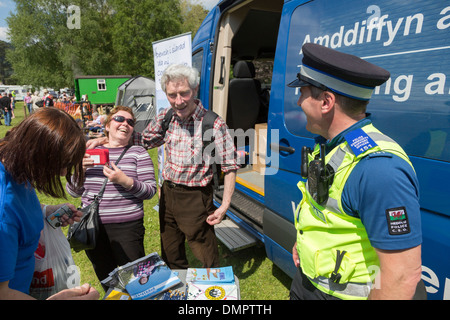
left=66, top=106, right=157, bottom=289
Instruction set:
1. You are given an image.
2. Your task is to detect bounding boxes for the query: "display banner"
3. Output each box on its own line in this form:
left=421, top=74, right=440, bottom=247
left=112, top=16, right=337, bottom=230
left=152, top=32, right=192, bottom=187
left=153, top=32, right=192, bottom=113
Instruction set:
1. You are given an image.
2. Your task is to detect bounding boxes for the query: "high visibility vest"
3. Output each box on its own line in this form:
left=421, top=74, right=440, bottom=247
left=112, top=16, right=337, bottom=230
left=295, top=123, right=413, bottom=300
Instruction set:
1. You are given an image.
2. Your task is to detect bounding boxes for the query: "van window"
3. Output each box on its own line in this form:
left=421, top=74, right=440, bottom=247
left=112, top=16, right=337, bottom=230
left=192, top=49, right=203, bottom=99
left=283, top=5, right=317, bottom=141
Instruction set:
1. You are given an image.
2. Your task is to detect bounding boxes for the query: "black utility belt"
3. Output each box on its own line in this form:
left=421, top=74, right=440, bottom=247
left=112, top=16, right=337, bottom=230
left=164, top=180, right=211, bottom=190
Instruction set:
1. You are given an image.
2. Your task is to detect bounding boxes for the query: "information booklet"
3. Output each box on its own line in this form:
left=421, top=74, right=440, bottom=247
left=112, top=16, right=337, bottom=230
left=185, top=266, right=233, bottom=284
left=185, top=266, right=239, bottom=300
left=101, top=252, right=181, bottom=300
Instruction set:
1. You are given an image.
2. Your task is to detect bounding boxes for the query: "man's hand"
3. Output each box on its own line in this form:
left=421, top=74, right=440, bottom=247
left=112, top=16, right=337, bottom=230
left=86, top=136, right=108, bottom=149
left=205, top=170, right=236, bottom=226
left=206, top=205, right=227, bottom=226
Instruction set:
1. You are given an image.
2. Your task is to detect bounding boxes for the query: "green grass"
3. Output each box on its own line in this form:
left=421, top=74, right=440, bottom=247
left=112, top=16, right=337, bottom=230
left=4, top=102, right=292, bottom=300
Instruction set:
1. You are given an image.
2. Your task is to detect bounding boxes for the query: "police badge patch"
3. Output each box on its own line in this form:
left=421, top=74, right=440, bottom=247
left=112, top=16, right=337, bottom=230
left=386, top=207, right=410, bottom=235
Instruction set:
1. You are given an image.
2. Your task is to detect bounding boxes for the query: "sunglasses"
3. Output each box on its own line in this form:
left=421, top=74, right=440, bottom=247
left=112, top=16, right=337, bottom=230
left=112, top=115, right=135, bottom=127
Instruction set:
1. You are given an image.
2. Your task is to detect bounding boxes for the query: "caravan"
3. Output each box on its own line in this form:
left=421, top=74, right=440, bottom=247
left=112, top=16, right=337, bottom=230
left=0, top=85, right=31, bottom=100
left=192, top=0, right=450, bottom=299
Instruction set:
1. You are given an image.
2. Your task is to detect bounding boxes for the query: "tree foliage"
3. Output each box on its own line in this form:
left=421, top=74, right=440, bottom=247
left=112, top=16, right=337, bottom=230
left=0, top=40, right=13, bottom=84
left=5, top=0, right=208, bottom=88
left=180, top=0, right=209, bottom=38
left=108, top=0, right=182, bottom=78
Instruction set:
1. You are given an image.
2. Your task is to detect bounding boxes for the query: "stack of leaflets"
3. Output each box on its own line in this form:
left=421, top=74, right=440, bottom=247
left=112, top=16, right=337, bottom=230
left=186, top=266, right=239, bottom=300
left=103, top=288, right=131, bottom=300
left=102, top=252, right=181, bottom=300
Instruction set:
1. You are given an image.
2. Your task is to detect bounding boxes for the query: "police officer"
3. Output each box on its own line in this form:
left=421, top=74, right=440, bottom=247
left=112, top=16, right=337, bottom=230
left=288, top=43, right=426, bottom=300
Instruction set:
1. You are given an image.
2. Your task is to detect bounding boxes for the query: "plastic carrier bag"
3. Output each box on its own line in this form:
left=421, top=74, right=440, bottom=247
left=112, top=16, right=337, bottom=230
left=29, top=208, right=81, bottom=300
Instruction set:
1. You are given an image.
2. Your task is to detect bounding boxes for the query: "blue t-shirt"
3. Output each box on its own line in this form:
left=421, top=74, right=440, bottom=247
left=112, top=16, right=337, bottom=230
left=322, top=117, right=422, bottom=251
left=0, top=162, right=43, bottom=294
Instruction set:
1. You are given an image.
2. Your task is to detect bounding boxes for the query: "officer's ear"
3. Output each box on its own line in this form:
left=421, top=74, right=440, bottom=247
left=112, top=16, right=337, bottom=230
left=320, top=90, right=336, bottom=115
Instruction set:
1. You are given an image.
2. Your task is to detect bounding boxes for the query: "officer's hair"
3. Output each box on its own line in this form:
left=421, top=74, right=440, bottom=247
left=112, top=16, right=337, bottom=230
left=310, top=86, right=369, bottom=116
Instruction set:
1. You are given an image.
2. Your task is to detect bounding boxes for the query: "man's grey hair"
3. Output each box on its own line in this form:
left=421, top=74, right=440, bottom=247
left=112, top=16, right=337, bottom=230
left=160, top=64, right=200, bottom=92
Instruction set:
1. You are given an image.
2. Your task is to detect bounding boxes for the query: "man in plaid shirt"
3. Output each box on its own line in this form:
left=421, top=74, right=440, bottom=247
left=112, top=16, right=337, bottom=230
left=88, top=64, right=238, bottom=269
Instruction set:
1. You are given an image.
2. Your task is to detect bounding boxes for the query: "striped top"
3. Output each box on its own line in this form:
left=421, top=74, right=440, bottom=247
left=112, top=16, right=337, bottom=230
left=66, top=146, right=157, bottom=224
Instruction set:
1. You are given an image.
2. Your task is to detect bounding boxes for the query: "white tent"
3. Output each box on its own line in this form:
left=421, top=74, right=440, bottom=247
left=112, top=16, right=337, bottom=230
left=115, top=76, right=156, bottom=133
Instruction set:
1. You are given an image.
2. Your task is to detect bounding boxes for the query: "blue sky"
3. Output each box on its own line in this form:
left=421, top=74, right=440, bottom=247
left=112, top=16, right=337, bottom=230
left=194, top=0, right=219, bottom=10
left=0, top=0, right=219, bottom=42
left=0, top=0, right=14, bottom=42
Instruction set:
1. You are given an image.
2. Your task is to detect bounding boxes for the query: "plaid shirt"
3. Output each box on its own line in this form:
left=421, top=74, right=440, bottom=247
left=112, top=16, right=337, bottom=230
left=135, top=100, right=239, bottom=187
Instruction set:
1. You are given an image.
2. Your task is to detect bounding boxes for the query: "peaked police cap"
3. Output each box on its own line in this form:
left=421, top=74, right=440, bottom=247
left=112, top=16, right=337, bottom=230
left=288, top=43, right=390, bottom=101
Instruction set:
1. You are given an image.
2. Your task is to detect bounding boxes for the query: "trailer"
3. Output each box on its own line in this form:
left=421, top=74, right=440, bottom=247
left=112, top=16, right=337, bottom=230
left=0, top=85, right=31, bottom=100
left=74, top=75, right=131, bottom=106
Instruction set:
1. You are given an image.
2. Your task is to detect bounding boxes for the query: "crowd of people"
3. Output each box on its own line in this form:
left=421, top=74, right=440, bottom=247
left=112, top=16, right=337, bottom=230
left=23, top=89, right=78, bottom=116
left=0, top=92, right=16, bottom=126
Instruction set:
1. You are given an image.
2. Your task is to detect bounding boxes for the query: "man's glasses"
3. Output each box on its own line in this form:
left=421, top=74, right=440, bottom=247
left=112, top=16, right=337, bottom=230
left=112, top=115, right=135, bottom=127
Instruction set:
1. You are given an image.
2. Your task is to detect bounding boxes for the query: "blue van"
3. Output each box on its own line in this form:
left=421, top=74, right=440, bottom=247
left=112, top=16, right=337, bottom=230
left=192, top=0, right=450, bottom=300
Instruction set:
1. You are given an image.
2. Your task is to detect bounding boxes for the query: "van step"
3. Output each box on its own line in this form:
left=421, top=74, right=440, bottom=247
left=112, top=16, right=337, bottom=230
left=215, top=189, right=264, bottom=229
left=215, top=219, right=257, bottom=252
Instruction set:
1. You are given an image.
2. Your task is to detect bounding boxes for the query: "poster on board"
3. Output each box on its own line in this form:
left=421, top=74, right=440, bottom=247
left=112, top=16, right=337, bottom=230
left=152, top=32, right=192, bottom=187
left=152, top=32, right=192, bottom=113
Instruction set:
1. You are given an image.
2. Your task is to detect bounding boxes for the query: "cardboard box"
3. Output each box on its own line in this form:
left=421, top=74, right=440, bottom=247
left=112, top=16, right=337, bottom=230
left=252, top=123, right=267, bottom=174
